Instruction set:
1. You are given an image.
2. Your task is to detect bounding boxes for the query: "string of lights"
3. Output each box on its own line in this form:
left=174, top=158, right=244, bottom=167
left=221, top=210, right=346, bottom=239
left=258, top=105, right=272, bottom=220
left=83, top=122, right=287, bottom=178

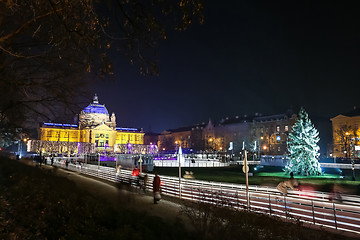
left=27, top=140, right=95, bottom=154
left=114, top=143, right=158, bottom=154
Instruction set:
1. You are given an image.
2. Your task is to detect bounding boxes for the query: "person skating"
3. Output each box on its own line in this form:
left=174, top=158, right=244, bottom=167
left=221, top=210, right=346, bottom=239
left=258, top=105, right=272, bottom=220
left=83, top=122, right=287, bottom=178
left=153, top=172, right=161, bottom=204
left=276, top=172, right=298, bottom=196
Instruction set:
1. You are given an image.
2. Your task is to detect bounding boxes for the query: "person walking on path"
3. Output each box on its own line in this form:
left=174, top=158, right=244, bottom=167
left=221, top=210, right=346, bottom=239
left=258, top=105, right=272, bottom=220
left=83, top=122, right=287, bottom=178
left=142, top=174, right=148, bottom=193
left=39, top=154, right=43, bottom=167
left=132, top=166, right=140, bottom=186
left=276, top=172, right=298, bottom=196
left=329, top=183, right=343, bottom=202
left=153, top=172, right=161, bottom=204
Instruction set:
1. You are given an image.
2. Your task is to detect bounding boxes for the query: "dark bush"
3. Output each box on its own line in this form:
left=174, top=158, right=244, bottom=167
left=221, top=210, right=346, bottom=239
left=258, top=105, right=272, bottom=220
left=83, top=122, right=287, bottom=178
left=0, top=157, right=190, bottom=240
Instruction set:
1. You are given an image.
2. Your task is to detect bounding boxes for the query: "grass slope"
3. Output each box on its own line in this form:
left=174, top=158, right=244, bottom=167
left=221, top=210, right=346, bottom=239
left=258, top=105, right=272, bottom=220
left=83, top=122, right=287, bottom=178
left=154, top=166, right=360, bottom=194
left=0, top=157, right=188, bottom=240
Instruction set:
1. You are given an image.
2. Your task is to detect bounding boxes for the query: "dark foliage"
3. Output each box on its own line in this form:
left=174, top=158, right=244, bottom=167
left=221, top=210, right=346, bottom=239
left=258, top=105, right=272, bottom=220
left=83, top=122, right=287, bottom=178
left=0, top=0, right=204, bottom=145
left=181, top=198, right=358, bottom=240
left=0, top=157, right=190, bottom=239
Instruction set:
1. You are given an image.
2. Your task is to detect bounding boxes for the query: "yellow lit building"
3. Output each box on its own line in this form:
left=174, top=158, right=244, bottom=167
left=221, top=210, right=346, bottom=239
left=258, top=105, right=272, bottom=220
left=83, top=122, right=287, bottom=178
left=330, top=107, right=360, bottom=158
left=39, top=94, right=144, bottom=152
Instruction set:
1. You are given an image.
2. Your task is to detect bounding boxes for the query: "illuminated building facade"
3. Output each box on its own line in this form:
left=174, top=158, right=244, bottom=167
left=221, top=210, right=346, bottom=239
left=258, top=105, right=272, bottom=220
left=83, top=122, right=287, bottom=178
left=158, top=127, right=192, bottom=152
left=157, top=111, right=296, bottom=157
left=158, top=123, right=206, bottom=152
left=39, top=94, right=144, bottom=152
left=331, top=107, right=360, bottom=158
left=252, top=111, right=296, bottom=156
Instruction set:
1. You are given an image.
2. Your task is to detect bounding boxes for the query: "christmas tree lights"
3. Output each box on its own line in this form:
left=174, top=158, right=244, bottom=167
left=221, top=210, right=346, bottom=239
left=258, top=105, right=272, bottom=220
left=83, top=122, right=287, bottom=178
left=285, top=108, right=322, bottom=176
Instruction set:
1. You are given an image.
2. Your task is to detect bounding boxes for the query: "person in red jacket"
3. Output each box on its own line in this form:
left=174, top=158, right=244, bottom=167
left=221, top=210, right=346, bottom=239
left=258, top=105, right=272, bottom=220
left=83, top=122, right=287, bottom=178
left=153, top=172, right=161, bottom=204
left=132, top=167, right=140, bottom=177
left=131, top=167, right=140, bottom=186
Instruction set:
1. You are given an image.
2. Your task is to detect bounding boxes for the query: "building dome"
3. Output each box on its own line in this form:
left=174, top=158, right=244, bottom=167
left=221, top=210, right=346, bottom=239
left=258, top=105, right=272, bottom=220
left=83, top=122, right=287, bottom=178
left=79, top=94, right=111, bottom=128
left=82, top=94, right=109, bottom=115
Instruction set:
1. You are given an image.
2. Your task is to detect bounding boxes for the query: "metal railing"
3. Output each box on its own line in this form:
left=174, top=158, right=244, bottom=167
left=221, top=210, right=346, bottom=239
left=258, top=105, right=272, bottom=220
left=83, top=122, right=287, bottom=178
left=154, top=160, right=230, bottom=167
left=320, top=163, right=360, bottom=169
left=50, top=159, right=360, bottom=235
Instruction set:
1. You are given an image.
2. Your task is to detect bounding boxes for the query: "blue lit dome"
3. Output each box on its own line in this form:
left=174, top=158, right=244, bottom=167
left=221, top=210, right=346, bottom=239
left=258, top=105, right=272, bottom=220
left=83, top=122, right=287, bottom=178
left=82, top=104, right=109, bottom=115
left=82, top=94, right=109, bottom=115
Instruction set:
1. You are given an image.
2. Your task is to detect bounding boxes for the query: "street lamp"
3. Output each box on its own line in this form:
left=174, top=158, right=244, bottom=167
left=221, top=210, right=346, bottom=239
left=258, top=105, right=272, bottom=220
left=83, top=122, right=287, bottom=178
left=138, top=155, right=143, bottom=174
left=208, top=138, right=214, bottom=152
left=98, top=152, right=100, bottom=170
left=178, top=146, right=183, bottom=198
left=345, top=132, right=350, bottom=158
left=350, top=137, right=360, bottom=181
left=253, top=140, right=257, bottom=160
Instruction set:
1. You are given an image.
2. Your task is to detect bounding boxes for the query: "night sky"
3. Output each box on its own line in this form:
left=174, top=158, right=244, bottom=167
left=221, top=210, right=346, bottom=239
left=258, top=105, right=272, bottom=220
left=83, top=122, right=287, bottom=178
left=91, top=1, right=359, bottom=151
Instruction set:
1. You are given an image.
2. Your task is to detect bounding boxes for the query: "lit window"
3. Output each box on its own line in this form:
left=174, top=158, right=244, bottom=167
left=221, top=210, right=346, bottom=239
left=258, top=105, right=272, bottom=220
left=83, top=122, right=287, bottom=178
left=285, top=126, right=289, bottom=131
left=95, top=133, right=99, bottom=138
left=276, top=126, right=280, bottom=132
left=278, top=146, right=281, bottom=152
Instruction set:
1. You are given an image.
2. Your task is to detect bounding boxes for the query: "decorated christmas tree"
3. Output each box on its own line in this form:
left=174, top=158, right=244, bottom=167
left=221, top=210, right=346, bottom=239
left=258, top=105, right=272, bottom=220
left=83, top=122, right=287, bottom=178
left=285, top=108, right=322, bottom=176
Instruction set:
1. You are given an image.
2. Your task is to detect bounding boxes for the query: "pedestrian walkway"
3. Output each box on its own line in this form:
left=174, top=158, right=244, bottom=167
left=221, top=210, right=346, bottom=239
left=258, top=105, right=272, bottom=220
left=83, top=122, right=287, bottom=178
left=49, top=166, right=193, bottom=230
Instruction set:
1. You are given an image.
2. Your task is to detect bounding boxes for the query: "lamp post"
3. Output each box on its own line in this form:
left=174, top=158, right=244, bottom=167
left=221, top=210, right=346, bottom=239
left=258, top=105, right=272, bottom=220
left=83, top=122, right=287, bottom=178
left=253, top=140, right=257, bottom=160
left=260, top=136, right=264, bottom=157
left=345, top=132, right=350, bottom=158
left=243, top=150, right=250, bottom=209
left=350, top=137, right=360, bottom=181
left=139, top=154, right=143, bottom=174
left=208, top=137, right=214, bottom=154
left=178, top=146, right=183, bottom=198
left=16, top=128, right=22, bottom=158
left=98, top=152, right=100, bottom=170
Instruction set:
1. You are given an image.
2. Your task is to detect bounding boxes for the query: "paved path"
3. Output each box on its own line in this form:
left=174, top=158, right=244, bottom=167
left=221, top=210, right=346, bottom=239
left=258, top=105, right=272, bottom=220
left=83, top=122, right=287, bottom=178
left=49, top=166, right=193, bottom=230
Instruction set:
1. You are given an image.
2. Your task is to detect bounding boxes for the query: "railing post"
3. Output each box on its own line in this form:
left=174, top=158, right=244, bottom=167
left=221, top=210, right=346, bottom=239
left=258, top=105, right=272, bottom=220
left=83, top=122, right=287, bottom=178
left=268, top=194, right=272, bottom=215
left=284, top=195, right=287, bottom=219
left=191, top=186, right=193, bottom=200
left=248, top=192, right=251, bottom=210
left=333, top=203, right=337, bottom=230
left=311, top=200, right=315, bottom=224
left=235, top=191, right=239, bottom=209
